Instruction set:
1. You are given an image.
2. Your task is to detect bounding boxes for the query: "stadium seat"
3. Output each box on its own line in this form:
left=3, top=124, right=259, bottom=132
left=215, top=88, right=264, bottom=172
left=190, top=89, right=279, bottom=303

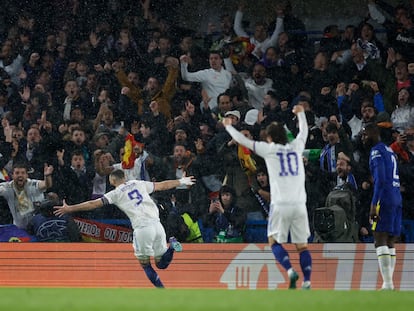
left=244, top=219, right=268, bottom=243
left=401, top=219, right=414, bottom=243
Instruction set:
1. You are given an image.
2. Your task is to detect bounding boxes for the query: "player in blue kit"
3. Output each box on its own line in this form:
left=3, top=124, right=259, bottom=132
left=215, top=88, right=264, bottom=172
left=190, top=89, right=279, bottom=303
left=362, top=123, right=403, bottom=290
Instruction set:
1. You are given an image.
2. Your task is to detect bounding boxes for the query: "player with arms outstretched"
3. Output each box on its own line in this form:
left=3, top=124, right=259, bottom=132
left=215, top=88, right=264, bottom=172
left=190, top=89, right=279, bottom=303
left=362, top=123, right=402, bottom=290
left=222, top=104, right=312, bottom=289
left=54, top=169, right=195, bottom=288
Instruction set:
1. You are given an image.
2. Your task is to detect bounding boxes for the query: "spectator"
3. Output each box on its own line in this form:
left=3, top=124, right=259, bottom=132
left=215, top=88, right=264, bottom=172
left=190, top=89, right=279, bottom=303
left=60, top=79, right=87, bottom=123
left=225, top=61, right=275, bottom=110
left=303, top=51, right=337, bottom=101
left=54, top=149, right=94, bottom=206
left=202, top=91, right=233, bottom=131
left=233, top=3, right=282, bottom=61
left=348, top=99, right=378, bottom=142
left=27, top=193, right=82, bottom=242
left=319, top=120, right=354, bottom=173
left=355, top=21, right=386, bottom=63
left=202, top=184, right=246, bottom=242
left=61, top=126, right=93, bottom=168
left=390, top=87, right=414, bottom=133
left=268, top=0, right=308, bottom=49
left=250, top=166, right=270, bottom=221
left=180, top=51, right=232, bottom=111
left=140, top=57, right=180, bottom=120
left=368, top=1, right=414, bottom=62
left=204, top=13, right=237, bottom=52
left=156, top=143, right=199, bottom=206
left=136, top=118, right=169, bottom=157
left=0, top=162, right=53, bottom=230
left=334, top=152, right=358, bottom=192
left=390, top=126, right=414, bottom=220
left=0, top=39, right=25, bottom=86
left=20, top=125, right=55, bottom=179
left=3, top=0, right=414, bottom=244
left=112, top=138, right=151, bottom=182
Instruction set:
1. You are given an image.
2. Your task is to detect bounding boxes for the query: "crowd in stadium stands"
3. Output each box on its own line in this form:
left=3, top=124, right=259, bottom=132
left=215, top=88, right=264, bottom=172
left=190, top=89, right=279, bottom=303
left=1, top=0, right=414, bottom=243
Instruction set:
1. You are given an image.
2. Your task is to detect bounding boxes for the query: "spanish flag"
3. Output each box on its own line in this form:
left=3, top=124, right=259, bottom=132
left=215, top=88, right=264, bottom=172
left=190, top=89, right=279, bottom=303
left=238, top=145, right=257, bottom=177
left=122, top=134, right=136, bottom=169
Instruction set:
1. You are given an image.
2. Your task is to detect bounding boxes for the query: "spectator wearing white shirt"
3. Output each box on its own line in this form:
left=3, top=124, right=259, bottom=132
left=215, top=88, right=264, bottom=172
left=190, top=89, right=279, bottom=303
left=233, top=2, right=284, bottom=60
left=180, top=52, right=233, bottom=111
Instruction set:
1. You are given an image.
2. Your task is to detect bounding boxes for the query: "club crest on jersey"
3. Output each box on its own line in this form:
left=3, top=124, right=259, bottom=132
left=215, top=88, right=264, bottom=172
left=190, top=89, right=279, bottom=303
left=370, top=149, right=381, bottom=159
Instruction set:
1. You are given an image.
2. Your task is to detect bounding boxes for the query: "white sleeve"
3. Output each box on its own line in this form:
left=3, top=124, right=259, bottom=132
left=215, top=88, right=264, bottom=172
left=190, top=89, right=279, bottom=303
left=225, top=125, right=255, bottom=150
left=262, top=17, right=284, bottom=52
left=0, top=183, right=6, bottom=196
left=103, top=190, right=116, bottom=205
left=233, top=10, right=249, bottom=37
left=295, top=111, right=308, bottom=147
left=368, top=3, right=386, bottom=24
left=335, top=49, right=352, bottom=65
left=223, top=57, right=237, bottom=74
left=180, top=63, right=206, bottom=83
left=144, top=181, right=155, bottom=194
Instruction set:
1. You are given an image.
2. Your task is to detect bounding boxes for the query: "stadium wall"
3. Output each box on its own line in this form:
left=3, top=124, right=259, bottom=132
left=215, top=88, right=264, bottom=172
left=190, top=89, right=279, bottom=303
left=0, top=243, right=413, bottom=290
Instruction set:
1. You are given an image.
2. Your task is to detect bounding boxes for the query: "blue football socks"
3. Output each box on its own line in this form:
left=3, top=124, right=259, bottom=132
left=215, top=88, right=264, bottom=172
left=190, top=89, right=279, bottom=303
left=143, top=264, right=164, bottom=288
left=299, top=250, right=312, bottom=282
left=156, top=248, right=174, bottom=269
left=271, top=243, right=292, bottom=271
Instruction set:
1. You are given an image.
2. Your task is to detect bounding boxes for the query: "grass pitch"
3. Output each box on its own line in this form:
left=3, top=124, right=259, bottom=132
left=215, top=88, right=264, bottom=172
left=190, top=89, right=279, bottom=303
left=0, top=288, right=413, bottom=311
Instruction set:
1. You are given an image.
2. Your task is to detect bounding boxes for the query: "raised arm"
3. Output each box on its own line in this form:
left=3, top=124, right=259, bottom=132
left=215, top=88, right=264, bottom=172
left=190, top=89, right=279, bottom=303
left=223, top=118, right=255, bottom=150
left=233, top=4, right=249, bottom=38
left=262, top=7, right=285, bottom=51
left=180, top=54, right=205, bottom=83
left=293, top=105, right=308, bottom=145
left=38, top=164, right=54, bottom=190
left=53, top=198, right=104, bottom=217
left=154, top=175, right=195, bottom=191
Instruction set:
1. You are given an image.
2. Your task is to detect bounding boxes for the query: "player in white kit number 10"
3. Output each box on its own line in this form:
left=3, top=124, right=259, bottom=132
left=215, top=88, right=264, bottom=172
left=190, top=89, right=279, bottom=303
left=223, top=104, right=313, bottom=289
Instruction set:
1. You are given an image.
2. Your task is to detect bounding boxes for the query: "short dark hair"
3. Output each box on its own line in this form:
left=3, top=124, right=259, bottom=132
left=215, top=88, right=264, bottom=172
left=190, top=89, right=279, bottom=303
left=266, top=122, right=288, bottom=145
left=363, top=122, right=380, bottom=136
left=110, top=169, right=125, bottom=180
left=12, top=162, right=28, bottom=171
left=256, top=166, right=268, bottom=176
left=71, top=149, right=84, bottom=159
left=220, top=185, right=236, bottom=197
left=326, top=122, right=339, bottom=134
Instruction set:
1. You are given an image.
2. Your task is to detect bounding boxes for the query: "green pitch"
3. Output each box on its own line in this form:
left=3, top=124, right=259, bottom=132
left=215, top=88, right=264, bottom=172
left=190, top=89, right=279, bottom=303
left=0, top=288, right=413, bottom=311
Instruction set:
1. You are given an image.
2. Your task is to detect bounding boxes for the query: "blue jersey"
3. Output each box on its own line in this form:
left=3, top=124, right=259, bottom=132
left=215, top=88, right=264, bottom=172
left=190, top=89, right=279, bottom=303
left=369, top=142, right=402, bottom=234
left=369, top=142, right=402, bottom=207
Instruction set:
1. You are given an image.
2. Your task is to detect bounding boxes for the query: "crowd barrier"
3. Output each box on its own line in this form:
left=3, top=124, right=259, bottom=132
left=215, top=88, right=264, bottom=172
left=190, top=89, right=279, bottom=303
left=0, top=243, right=413, bottom=290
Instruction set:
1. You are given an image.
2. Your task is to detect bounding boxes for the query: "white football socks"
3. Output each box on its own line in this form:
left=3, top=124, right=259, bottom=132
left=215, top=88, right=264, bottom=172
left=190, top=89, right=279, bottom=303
left=376, top=245, right=393, bottom=290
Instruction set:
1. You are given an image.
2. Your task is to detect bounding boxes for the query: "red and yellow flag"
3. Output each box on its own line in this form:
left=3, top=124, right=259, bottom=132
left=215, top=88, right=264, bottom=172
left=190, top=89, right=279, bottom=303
left=238, top=145, right=257, bottom=176
left=122, top=134, right=145, bottom=169
left=122, top=134, right=136, bottom=169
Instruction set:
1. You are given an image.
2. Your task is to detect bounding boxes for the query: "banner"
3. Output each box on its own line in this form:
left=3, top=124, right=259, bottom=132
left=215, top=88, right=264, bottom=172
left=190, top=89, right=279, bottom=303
left=0, top=243, right=413, bottom=289
left=73, top=218, right=133, bottom=243
left=0, top=225, right=35, bottom=242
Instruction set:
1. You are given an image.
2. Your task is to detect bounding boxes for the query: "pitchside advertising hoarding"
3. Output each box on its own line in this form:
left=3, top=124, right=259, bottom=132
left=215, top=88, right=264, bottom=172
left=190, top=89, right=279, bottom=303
left=0, top=243, right=413, bottom=290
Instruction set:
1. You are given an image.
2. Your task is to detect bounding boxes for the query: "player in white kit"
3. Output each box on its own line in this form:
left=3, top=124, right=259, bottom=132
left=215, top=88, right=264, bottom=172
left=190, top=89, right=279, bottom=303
left=223, top=105, right=312, bottom=289
left=54, top=169, right=195, bottom=288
